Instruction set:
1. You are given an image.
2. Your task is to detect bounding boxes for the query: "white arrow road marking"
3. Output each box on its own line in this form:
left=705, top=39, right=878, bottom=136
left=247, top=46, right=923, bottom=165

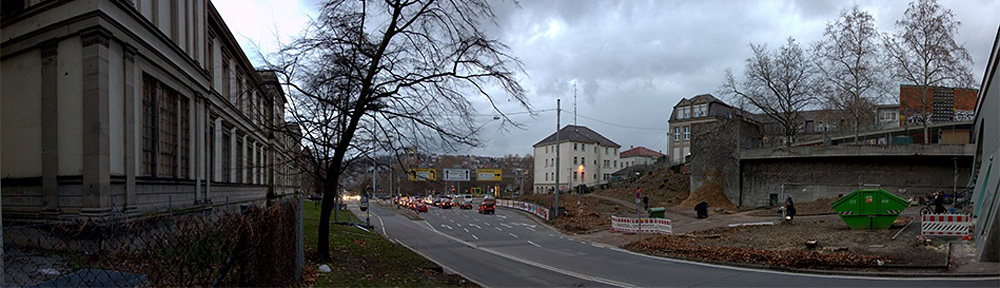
left=528, top=240, right=541, bottom=248
left=508, top=233, right=519, bottom=238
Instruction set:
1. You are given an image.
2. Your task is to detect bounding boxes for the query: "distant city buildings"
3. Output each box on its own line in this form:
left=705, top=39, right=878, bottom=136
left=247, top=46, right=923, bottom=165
left=532, top=125, right=621, bottom=193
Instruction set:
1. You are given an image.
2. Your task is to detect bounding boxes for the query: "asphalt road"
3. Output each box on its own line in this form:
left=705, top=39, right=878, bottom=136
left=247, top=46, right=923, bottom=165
left=356, top=201, right=999, bottom=287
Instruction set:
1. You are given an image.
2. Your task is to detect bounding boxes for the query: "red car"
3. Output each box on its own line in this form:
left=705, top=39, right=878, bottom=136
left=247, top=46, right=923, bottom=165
left=416, top=204, right=428, bottom=213
left=478, top=199, right=495, bottom=214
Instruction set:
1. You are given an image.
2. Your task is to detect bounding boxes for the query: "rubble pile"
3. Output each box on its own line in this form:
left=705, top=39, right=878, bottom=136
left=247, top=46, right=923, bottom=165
left=677, top=182, right=736, bottom=209
left=625, top=235, right=891, bottom=269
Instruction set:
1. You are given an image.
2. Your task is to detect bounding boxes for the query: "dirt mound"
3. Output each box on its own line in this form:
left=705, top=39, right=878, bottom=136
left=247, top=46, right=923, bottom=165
left=678, top=182, right=736, bottom=209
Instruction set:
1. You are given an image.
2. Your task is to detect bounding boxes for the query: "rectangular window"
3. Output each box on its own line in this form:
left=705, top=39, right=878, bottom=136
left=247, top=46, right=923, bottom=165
left=207, top=37, right=214, bottom=74
left=573, top=172, right=577, bottom=180
left=141, top=75, right=189, bottom=178
left=236, top=134, right=244, bottom=183
left=209, top=121, right=215, bottom=181
left=223, top=58, right=231, bottom=101
left=573, top=157, right=577, bottom=165
left=222, top=128, right=231, bottom=182
left=683, top=126, right=690, bottom=140
left=581, top=157, right=585, bottom=166
left=159, top=89, right=177, bottom=177
left=179, top=97, right=189, bottom=178
left=141, top=77, right=158, bottom=175
left=673, top=128, right=680, bottom=141
left=581, top=144, right=585, bottom=150
left=605, top=147, right=608, bottom=154
left=574, top=143, right=578, bottom=150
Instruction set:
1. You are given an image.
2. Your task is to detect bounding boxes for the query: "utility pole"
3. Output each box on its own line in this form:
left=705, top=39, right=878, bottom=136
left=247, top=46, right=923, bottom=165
left=554, top=99, right=561, bottom=219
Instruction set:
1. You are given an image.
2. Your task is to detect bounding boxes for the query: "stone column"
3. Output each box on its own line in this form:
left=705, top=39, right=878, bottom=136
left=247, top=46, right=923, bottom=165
left=80, top=27, right=112, bottom=218
left=123, top=43, right=138, bottom=214
left=40, top=40, right=60, bottom=218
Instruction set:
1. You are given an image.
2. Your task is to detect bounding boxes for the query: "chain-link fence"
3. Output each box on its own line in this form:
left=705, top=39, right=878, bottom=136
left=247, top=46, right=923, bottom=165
left=2, top=198, right=303, bottom=287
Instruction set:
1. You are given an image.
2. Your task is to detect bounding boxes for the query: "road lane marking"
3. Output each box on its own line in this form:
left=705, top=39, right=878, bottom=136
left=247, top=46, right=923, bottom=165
left=472, top=234, right=479, bottom=240
left=464, top=228, right=470, bottom=233
left=508, top=233, right=519, bottom=238
left=525, top=227, right=536, bottom=232
left=495, top=227, right=503, bottom=231
left=419, top=224, right=633, bottom=288
left=470, top=224, right=482, bottom=229
left=500, top=223, right=513, bottom=228
left=528, top=240, right=541, bottom=248
left=484, top=222, right=491, bottom=226
left=548, top=234, right=554, bottom=237
left=441, top=224, right=453, bottom=230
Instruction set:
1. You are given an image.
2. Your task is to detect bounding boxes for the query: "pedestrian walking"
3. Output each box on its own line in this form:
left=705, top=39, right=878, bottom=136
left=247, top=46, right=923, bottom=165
left=642, top=195, right=649, bottom=211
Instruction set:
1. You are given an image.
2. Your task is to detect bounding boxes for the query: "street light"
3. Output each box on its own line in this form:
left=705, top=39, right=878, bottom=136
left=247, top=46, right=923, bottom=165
left=577, top=165, right=584, bottom=218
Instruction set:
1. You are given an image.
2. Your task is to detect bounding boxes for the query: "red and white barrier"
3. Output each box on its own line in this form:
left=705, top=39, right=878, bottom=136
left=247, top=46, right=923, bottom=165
left=921, top=213, right=971, bottom=236
left=611, top=215, right=672, bottom=235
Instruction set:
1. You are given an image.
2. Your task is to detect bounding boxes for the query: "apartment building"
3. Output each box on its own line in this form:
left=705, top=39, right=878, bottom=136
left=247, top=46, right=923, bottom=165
left=667, top=94, right=743, bottom=163
left=532, top=125, right=621, bottom=193
left=1, top=0, right=300, bottom=219
left=618, top=146, right=665, bottom=168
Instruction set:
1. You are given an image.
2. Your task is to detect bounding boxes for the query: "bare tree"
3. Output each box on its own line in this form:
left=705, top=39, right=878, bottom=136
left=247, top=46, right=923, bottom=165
left=813, top=6, right=890, bottom=143
left=721, top=38, right=819, bottom=147
left=267, top=0, right=529, bottom=260
left=883, top=0, right=976, bottom=144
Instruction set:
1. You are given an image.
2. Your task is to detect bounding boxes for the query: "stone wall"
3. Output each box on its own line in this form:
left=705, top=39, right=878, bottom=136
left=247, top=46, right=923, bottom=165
left=740, top=155, right=973, bottom=207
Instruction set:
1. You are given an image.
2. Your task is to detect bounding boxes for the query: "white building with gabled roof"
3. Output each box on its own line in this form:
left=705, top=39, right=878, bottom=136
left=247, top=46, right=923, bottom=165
left=531, top=125, right=621, bottom=193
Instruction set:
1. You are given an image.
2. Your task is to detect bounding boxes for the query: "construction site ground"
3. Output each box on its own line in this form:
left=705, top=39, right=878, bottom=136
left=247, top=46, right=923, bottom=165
left=514, top=167, right=998, bottom=274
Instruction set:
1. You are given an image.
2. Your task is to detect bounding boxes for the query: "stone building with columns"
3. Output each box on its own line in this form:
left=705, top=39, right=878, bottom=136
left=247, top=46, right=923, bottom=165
left=1, top=0, right=300, bottom=220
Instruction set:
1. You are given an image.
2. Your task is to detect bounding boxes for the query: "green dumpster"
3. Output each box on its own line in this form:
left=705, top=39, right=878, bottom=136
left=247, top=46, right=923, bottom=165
left=830, top=189, right=909, bottom=229
left=648, top=207, right=666, bottom=218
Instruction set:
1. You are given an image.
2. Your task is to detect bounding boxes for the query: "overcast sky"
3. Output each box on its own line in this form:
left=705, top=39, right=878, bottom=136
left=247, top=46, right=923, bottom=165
left=215, top=0, right=1000, bottom=157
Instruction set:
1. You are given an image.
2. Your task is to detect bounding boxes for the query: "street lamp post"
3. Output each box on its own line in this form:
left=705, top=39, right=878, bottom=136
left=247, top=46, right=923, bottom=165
left=554, top=99, right=561, bottom=219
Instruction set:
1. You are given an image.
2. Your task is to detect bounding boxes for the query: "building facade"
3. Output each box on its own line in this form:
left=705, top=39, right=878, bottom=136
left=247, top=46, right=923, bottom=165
left=970, top=27, right=1000, bottom=262
left=532, top=125, right=621, bottom=193
left=618, top=146, right=665, bottom=168
left=668, top=94, right=744, bottom=163
left=1, top=0, right=300, bottom=220
left=900, top=85, right=978, bottom=127
left=876, top=104, right=901, bottom=130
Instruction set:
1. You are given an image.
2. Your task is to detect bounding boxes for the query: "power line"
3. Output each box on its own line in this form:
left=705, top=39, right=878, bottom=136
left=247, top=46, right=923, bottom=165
left=575, top=114, right=668, bottom=131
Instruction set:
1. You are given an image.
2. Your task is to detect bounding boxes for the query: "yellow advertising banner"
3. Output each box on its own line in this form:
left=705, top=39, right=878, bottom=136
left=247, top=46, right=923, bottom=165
left=408, top=168, right=436, bottom=181
left=476, top=169, right=502, bottom=181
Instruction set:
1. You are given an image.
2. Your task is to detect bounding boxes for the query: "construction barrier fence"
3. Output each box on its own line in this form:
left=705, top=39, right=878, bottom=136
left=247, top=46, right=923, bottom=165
left=611, top=215, right=673, bottom=235
left=496, top=199, right=550, bottom=220
left=921, top=213, right=972, bottom=236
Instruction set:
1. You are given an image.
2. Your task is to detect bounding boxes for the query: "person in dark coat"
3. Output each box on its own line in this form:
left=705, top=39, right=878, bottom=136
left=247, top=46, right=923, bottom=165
left=934, top=191, right=946, bottom=214
left=784, top=196, right=796, bottom=220
left=642, top=195, right=649, bottom=211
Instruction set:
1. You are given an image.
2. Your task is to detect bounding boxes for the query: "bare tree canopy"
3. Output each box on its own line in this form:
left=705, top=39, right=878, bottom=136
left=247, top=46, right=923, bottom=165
left=883, top=0, right=976, bottom=143
left=721, top=38, right=819, bottom=146
left=813, top=6, right=890, bottom=142
left=267, top=0, right=529, bottom=259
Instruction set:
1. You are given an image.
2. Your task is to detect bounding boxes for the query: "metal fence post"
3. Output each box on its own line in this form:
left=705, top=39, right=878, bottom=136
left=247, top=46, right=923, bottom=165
left=295, top=197, right=304, bottom=284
